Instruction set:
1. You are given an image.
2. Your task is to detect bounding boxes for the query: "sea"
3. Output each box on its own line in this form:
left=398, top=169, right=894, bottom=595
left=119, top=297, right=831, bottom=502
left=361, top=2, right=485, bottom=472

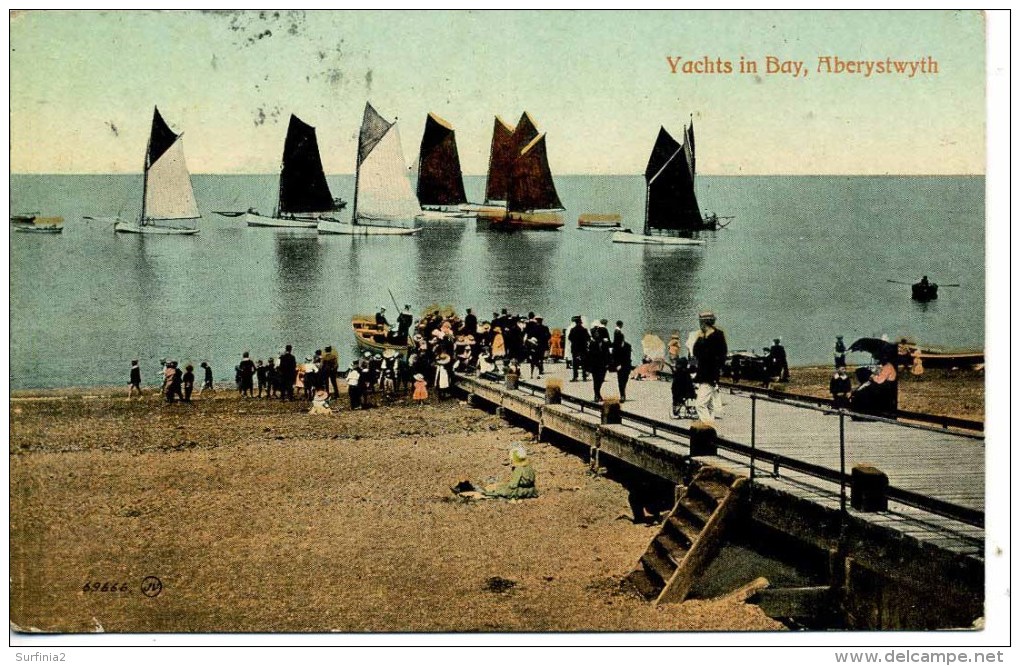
left=9, top=174, right=984, bottom=390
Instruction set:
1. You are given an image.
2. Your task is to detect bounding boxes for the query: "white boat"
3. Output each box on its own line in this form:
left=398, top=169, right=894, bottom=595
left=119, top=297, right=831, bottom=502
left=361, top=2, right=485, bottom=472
left=318, top=217, right=420, bottom=235
left=610, top=230, right=704, bottom=245
left=244, top=212, right=318, bottom=229
left=246, top=114, right=345, bottom=229
left=319, top=102, right=421, bottom=236
left=111, top=107, right=201, bottom=236
left=417, top=208, right=471, bottom=220
left=612, top=119, right=711, bottom=246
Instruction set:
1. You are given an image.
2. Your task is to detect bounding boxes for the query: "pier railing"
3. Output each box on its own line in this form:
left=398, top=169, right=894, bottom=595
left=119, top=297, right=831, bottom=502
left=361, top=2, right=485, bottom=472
left=512, top=377, right=984, bottom=530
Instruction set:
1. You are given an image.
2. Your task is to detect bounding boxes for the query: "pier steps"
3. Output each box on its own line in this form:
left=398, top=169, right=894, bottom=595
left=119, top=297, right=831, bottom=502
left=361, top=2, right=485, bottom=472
left=625, top=465, right=748, bottom=605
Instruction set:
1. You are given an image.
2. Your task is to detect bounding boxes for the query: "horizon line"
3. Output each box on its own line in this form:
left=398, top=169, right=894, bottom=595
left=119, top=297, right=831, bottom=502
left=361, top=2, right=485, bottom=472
left=10, top=171, right=987, bottom=178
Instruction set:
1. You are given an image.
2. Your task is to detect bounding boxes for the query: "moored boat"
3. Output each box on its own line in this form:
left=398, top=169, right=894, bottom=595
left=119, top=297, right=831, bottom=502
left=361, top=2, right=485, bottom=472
left=612, top=119, right=712, bottom=246
left=352, top=316, right=411, bottom=355
left=578, top=213, right=621, bottom=229
left=247, top=114, right=346, bottom=229
left=12, top=215, right=63, bottom=233
left=416, top=112, right=469, bottom=220
left=110, top=107, right=201, bottom=236
left=487, top=113, right=564, bottom=230
left=610, top=229, right=703, bottom=245
left=911, top=277, right=939, bottom=301
left=319, top=103, right=421, bottom=236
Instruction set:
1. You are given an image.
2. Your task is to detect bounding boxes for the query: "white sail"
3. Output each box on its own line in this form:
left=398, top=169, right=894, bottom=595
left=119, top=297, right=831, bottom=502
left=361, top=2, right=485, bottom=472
left=355, top=124, right=421, bottom=222
left=144, top=137, right=199, bottom=221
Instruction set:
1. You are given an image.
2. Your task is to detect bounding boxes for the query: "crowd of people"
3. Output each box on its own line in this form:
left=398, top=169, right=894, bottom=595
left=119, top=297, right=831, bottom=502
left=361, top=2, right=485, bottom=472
left=131, top=305, right=900, bottom=421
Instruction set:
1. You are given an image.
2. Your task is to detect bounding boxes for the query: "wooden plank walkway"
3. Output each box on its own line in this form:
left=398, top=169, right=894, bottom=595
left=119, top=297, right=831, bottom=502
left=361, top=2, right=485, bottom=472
left=466, top=362, right=984, bottom=558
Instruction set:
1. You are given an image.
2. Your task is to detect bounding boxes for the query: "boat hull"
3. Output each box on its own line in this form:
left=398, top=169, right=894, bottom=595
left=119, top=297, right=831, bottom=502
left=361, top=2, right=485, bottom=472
left=12, top=216, right=64, bottom=233
left=352, top=317, right=411, bottom=356
left=318, top=218, right=420, bottom=235
left=911, top=283, right=939, bottom=301
left=245, top=212, right=318, bottom=229
left=417, top=208, right=472, bottom=220
left=489, top=211, right=565, bottom=230
left=15, top=225, right=63, bottom=234
left=114, top=220, right=199, bottom=235
left=578, top=214, right=621, bottom=229
left=610, top=231, right=704, bottom=246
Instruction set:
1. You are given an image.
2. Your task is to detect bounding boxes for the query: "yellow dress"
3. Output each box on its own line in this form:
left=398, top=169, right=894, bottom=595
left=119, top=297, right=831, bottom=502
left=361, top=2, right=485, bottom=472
left=413, top=379, right=428, bottom=401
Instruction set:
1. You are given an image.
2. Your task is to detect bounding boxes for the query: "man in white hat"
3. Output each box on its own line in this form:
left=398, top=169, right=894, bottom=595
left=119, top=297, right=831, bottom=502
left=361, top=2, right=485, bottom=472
left=692, top=310, right=728, bottom=423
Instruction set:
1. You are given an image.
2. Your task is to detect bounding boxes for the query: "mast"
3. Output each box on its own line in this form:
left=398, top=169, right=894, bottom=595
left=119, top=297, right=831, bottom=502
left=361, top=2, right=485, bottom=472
left=140, top=132, right=151, bottom=226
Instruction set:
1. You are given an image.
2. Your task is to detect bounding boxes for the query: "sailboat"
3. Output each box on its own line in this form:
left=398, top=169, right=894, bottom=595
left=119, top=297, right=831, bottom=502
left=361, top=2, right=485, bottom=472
left=415, top=112, right=470, bottom=220
left=612, top=120, right=713, bottom=246
left=245, top=114, right=345, bottom=229
left=107, top=107, right=200, bottom=235
left=474, top=112, right=564, bottom=229
left=318, top=103, right=422, bottom=236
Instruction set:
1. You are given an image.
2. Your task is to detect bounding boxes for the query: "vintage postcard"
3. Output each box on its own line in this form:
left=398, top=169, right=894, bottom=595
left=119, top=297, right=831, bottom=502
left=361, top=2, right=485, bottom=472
left=7, top=8, right=1009, bottom=653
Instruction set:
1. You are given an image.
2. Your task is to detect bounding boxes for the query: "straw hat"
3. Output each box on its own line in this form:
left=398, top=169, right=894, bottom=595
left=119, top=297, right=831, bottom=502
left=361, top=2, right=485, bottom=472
left=436, top=353, right=451, bottom=365
left=510, top=445, right=528, bottom=465
left=383, top=349, right=397, bottom=359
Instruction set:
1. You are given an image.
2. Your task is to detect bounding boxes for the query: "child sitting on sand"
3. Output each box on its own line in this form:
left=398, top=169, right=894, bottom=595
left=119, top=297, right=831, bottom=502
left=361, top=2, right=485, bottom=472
left=308, top=388, right=332, bottom=415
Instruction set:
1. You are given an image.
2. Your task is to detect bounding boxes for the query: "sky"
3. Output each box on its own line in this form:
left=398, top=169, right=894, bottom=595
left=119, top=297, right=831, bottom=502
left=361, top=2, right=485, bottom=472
left=9, top=9, right=988, bottom=175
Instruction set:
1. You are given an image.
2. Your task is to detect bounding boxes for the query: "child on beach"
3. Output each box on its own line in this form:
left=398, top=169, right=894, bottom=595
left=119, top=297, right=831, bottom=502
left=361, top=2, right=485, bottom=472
left=412, top=373, right=429, bottom=406
left=128, top=360, right=142, bottom=399
left=182, top=364, right=195, bottom=403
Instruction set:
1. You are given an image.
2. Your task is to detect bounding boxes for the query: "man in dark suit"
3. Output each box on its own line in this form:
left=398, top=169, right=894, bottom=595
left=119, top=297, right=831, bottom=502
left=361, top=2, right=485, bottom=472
left=612, top=321, right=626, bottom=367
left=278, top=344, right=297, bottom=401
left=588, top=320, right=611, bottom=401
left=462, top=308, right=477, bottom=336
left=567, top=316, right=590, bottom=382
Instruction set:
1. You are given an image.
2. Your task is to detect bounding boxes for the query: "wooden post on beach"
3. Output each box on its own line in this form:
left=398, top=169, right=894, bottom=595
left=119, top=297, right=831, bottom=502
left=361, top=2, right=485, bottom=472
left=851, top=464, right=889, bottom=512
left=545, top=379, right=562, bottom=405
left=505, top=371, right=519, bottom=390
left=601, top=397, right=621, bottom=425
left=689, top=422, right=718, bottom=457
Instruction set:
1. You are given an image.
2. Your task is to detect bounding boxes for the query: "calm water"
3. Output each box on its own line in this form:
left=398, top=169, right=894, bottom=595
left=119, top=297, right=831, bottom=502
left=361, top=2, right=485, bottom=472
left=10, top=174, right=984, bottom=389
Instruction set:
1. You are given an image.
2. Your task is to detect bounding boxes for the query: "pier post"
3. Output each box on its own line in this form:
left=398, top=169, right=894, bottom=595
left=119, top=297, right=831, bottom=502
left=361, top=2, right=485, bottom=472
left=850, top=464, right=889, bottom=512
left=505, top=372, right=519, bottom=390
left=601, top=398, right=621, bottom=425
left=689, top=422, right=718, bottom=457
left=545, top=379, right=562, bottom=405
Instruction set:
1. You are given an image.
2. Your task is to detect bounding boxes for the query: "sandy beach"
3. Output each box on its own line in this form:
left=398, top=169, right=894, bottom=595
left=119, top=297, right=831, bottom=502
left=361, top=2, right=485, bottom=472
left=10, top=387, right=784, bottom=633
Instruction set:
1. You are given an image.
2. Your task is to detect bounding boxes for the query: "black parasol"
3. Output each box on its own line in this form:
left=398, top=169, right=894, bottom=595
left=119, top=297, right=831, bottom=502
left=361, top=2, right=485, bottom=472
left=848, top=337, right=898, bottom=359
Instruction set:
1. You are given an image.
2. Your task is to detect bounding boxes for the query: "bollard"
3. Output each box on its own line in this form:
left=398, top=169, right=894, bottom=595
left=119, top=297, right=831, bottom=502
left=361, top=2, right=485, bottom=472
left=601, top=397, right=621, bottom=424
left=850, top=464, right=889, bottom=512
left=545, top=379, right=562, bottom=405
left=689, top=421, right=718, bottom=456
left=505, top=372, right=519, bottom=390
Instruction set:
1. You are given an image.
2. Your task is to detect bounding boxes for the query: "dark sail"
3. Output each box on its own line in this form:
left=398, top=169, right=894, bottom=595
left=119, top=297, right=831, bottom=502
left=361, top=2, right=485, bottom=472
left=278, top=114, right=335, bottom=214
left=358, top=102, right=393, bottom=166
left=507, top=134, right=563, bottom=212
left=416, top=112, right=467, bottom=206
left=147, top=107, right=179, bottom=169
left=483, top=116, right=516, bottom=203
left=645, top=126, right=682, bottom=182
left=644, top=127, right=701, bottom=233
left=513, top=112, right=540, bottom=150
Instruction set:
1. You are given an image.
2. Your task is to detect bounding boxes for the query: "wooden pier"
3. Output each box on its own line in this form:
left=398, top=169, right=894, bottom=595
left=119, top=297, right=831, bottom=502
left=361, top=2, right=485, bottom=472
left=454, top=362, right=984, bottom=629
